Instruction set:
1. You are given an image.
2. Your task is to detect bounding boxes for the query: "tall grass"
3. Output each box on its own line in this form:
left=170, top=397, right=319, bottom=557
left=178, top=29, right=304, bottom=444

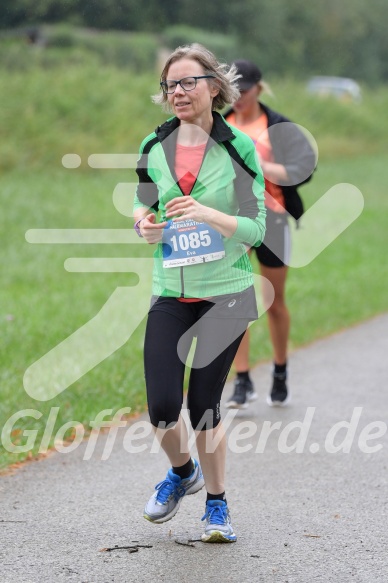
left=1, top=59, right=388, bottom=469
left=0, top=64, right=165, bottom=171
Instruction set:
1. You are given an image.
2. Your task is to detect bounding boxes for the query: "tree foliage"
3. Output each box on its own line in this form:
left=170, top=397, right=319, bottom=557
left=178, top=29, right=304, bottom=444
left=1, top=0, right=388, bottom=82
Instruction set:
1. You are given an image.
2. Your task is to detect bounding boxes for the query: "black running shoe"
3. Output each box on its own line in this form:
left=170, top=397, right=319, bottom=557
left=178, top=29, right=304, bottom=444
left=267, top=374, right=290, bottom=407
left=225, top=377, right=258, bottom=409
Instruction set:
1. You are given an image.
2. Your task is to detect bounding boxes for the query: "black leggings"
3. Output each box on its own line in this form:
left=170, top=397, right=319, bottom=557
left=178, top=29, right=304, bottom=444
left=144, top=295, right=252, bottom=430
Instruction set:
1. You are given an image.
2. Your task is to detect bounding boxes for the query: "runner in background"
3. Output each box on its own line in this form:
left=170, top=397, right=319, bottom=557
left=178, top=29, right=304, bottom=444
left=224, top=59, right=316, bottom=410
left=133, top=45, right=266, bottom=542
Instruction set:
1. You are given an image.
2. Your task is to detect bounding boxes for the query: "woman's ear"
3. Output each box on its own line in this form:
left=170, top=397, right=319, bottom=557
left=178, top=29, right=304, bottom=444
left=210, top=78, right=221, bottom=98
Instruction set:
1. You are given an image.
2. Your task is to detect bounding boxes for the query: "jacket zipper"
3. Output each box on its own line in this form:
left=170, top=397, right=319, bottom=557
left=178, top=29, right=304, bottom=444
left=177, top=142, right=210, bottom=298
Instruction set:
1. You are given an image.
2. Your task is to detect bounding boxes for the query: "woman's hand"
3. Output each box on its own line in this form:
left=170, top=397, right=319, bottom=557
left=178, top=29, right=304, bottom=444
left=259, top=159, right=289, bottom=184
left=165, top=197, right=210, bottom=223
left=165, top=197, right=238, bottom=239
left=139, top=213, right=167, bottom=244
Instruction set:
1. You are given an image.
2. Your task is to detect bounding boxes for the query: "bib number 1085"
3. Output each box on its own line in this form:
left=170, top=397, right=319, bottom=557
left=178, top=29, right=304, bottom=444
left=162, top=220, right=225, bottom=267
left=170, top=230, right=211, bottom=251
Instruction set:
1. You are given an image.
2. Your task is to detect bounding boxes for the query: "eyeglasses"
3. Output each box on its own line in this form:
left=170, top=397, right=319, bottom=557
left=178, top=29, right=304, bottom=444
left=160, top=75, right=215, bottom=94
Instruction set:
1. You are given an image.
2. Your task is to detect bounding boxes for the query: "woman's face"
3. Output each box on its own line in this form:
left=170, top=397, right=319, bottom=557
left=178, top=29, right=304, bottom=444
left=233, top=84, right=261, bottom=113
left=166, top=58, right=219, bottom=125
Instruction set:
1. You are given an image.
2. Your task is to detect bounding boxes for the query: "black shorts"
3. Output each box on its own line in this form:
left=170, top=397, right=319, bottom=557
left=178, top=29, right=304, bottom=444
left=254, top=209, right=291, bottom=268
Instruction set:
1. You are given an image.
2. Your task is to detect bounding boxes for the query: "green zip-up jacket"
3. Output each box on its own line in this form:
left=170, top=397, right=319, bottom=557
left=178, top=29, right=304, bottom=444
left=133, top=111, right=266, bottom=298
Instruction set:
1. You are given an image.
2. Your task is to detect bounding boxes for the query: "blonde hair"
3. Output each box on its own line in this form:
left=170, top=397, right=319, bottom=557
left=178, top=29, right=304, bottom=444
left=152, top=43, right=240, bottom=112
left=258, top=79, right=274, bottom=98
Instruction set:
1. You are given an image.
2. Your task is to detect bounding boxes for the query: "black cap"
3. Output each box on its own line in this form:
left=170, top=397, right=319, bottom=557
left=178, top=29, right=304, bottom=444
left=233, top=59, right=262, bottom=90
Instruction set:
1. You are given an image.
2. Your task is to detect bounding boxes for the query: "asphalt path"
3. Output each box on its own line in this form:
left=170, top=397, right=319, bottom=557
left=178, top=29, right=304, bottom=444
left=1, top=314, right=387, bottom=583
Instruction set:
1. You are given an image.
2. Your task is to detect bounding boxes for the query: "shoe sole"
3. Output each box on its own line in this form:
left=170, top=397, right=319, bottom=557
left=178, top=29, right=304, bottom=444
left=144, top=497, right=182, bottom=523
left=266, top=393, right=291, bottom=407
left=143, top=474, right=205, bottom=524
left=201, top=531, right=237, bottom=543
left=224, top=401, right=248, bottom=409
left=224, top=391, right=258, bottom=409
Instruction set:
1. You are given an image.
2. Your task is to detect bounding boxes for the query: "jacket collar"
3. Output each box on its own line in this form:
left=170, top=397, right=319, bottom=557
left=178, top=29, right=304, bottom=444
left=224, top=102, right=284, bottom=127
left=155, top=111, right=235, bottom=144
left=154, top=111, right=236, bottom=190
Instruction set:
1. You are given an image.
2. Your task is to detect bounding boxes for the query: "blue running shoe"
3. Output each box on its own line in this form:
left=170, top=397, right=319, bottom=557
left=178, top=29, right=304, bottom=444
left=201, top=500, right=237, bottom=543
left=144, top=458, right=204, bottom=523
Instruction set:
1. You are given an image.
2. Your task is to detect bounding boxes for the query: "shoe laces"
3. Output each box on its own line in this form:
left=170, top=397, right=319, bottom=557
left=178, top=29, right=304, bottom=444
left=154, top=478, right=185, bottom=504
left=201, top=503, right=227, bottom=525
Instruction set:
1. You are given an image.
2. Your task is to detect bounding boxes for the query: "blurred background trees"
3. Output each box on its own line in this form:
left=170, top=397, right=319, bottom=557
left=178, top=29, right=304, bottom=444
left=1, top=0, right=388, bottom=83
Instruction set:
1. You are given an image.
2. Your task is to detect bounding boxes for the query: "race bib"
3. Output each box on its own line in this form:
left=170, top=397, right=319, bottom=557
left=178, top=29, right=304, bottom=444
left=162, top=219, right=225, bottom=268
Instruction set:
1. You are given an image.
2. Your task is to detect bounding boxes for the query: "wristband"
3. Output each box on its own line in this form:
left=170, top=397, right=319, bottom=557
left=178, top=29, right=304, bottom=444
left=134, top=218, right=145, bottom=238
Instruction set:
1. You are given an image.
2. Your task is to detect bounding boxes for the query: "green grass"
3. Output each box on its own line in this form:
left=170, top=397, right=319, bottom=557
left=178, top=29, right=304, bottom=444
left=1, top=60, right=388, bottom=469
left=1, top=169, right=150, bottom=467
